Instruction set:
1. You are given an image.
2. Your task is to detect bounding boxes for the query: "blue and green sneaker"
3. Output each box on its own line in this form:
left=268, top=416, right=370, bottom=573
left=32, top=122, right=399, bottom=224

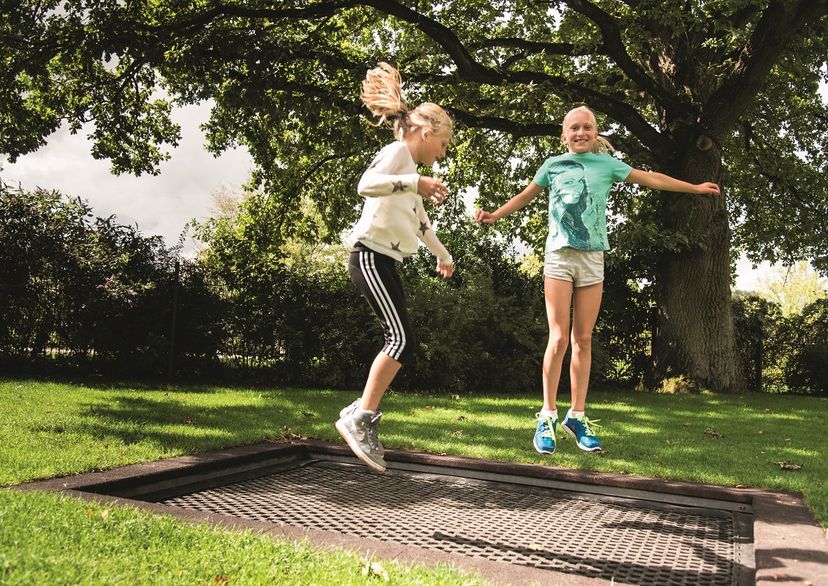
left=561, top=413, right=603, bottom=452
left=533, top=413, right=558, bottom=454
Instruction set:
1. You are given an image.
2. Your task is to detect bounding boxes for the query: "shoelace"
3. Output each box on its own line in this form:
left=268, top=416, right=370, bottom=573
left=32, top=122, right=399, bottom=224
left=535, top=413, right=557, bottom=438
left=578, top=416, right=601, bottom=437
left=367, top=411, right=382, bottom=450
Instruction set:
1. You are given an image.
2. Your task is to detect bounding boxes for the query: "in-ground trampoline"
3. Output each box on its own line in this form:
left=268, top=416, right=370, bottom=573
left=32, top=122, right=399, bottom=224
left=17, top=441, right=827, bottom=585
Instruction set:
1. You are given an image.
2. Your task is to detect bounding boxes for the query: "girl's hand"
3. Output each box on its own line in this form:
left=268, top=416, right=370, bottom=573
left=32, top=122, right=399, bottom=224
left=436, top=258, right=454, bottom=278
left=695, top=182, right=721, bottom=196
left=474, top=209, right=497, bottom=224
left=418, top=176, right=448, bottom=205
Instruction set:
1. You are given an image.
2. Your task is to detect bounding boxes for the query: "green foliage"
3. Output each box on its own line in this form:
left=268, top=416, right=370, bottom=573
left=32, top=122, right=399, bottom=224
left=7, top=177, right=827, bottom=395
left=400, top=241, right=547, bottom=392
left=0, top=181, right=220, bottom=373
left=766, top=299, right=828, bottom=396
left=2, top=2, right=825, bottom=257
left=731, top=294, right=782, bottom=392
left=733, top=294, right=828, bottom=395
left=194, top=190, right=655, bottom=391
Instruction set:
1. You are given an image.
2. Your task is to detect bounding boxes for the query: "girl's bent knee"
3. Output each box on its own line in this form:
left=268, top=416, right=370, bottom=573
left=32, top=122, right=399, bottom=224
left=384, top=333, right=415, bottom=364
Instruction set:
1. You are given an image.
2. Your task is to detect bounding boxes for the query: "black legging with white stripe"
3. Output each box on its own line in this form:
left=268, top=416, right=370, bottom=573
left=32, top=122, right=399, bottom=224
left=348, top=243, right=415, bottom=363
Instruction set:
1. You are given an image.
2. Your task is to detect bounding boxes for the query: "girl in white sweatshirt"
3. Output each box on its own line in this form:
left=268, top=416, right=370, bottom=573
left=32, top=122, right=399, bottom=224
left=335, top=63, right=454, bottom=472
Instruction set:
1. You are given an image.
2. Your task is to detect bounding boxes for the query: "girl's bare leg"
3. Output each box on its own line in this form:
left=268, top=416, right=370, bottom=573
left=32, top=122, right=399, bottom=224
left=569, top=282, right=603, bottom=410
left=542, top=277, right=574, bottom=411
left=360, top=352, right=401, bottom=412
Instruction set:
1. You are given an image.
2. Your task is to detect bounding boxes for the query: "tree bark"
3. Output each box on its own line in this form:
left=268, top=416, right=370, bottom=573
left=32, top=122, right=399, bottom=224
left=653, top=129, right=744, bottom=391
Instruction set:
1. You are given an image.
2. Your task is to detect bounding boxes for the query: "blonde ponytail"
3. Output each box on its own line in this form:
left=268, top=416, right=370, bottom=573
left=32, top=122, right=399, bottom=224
left=592, top=135, right=615, bottom=154
left=361, top=63, right=408, bottom=133
left=361, top=62, right=454, bottom=140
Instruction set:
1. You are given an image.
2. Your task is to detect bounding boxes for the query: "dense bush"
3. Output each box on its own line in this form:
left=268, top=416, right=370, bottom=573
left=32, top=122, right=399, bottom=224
left=767, top=299, right=828, bottom=396
left=8, top=181, right=826, bottom=395
left=397, top=243, right=546, bottom=392
left=0, top=182, right=221, bottom=375
left=732, top=294, right=828, bottom=396
left=731, top=295, right=782, bottom=392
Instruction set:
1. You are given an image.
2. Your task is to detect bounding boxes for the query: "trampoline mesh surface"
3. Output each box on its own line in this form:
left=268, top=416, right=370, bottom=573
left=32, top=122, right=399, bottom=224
left=160, top=460, right=748, bottom=585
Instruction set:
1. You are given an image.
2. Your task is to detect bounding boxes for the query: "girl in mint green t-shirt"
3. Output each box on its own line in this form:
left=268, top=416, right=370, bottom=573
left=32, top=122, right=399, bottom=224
left=475, top=105, right=720, bottom=454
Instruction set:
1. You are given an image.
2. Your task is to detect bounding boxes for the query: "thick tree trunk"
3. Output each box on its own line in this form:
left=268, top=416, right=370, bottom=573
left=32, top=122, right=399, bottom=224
left=653, top=133, right=744, bottom=392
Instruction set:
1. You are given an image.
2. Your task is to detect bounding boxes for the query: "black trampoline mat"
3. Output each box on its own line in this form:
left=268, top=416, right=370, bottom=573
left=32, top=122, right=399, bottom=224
left=161, top=460, right=750, bottom=585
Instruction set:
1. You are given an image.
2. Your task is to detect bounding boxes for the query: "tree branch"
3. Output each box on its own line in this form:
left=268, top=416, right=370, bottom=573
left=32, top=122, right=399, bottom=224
left=362, top=0, right=501, bottom=83
left=702, top=0, right=828, bottom=134
left=472, top=37, right=603, bottom=57
left=504, top=69, right=672, bottom=152
left=366, top=1, right=672, bottom=153
left=140, top=1, right=360, bottom=34
left=98, top=1, right=676, bottom=153
left=559, top=0, right=691, bottom=116
left=448, top=107, right=562, bottom=138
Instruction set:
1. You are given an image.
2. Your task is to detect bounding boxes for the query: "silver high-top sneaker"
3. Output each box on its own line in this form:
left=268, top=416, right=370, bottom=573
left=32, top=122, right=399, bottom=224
left=339, top=399, right=385, bottom=457
left=335, top=408, right=386, bottom=472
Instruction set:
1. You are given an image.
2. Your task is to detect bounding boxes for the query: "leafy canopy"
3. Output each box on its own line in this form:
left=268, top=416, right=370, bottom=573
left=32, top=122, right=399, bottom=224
left=1, top=1, right=826, bottom=267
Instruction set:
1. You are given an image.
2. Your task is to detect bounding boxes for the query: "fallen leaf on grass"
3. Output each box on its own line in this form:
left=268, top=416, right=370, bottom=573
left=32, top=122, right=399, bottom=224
left=362, top=560, right=389, bottom=581
left=704, top=428, right=721, bottom=439
left=214, top=576, right=231, bottom=585
left=276, top=427, right=307, bottom=442
left=777, top=460, right=802, bottom=471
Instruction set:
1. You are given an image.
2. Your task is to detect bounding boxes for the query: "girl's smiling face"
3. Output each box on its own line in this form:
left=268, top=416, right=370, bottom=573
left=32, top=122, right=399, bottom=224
left=561, top=109, right=598, bottom=154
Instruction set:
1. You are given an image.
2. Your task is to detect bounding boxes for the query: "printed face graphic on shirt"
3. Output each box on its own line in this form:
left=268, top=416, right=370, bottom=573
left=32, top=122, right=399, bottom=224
left=551, top=168, right=587, bottom=205
left=547, top=160, right=591, bottom=248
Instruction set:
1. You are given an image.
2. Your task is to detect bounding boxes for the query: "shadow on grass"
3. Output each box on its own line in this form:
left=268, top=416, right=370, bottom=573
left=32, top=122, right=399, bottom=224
left=67, top=393, right=341, bottom=452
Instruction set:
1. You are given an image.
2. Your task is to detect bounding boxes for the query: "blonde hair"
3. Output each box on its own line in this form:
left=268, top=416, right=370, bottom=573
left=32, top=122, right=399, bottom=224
left=361, top=62, right=453, bottom=140
left=562, top=105, right=614, bottom=154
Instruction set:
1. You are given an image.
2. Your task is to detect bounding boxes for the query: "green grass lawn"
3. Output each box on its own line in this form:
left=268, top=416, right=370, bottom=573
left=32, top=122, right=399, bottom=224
left=1, top=377, right=826, bottom=584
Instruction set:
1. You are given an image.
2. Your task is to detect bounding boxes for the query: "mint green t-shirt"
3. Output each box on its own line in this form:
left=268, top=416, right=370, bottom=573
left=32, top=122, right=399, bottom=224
left=533, top=152, right=632, bottom=252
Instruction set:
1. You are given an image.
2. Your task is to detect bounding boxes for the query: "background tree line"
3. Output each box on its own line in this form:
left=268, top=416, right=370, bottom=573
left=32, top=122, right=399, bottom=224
left=2, top=180, right=824, bottom=396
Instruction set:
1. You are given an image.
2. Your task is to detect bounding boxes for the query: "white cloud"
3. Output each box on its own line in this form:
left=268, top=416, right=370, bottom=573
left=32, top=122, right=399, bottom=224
left=1, top=102, right=252, bottom=249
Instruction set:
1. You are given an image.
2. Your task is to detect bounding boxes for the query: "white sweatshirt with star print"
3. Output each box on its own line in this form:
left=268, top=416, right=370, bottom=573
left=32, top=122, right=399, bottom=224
left=349, top=141, right=452, bottom=263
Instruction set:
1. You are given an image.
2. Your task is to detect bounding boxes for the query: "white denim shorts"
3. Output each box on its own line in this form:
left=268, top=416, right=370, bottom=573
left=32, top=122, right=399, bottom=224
left=543, top=248, right=604, bottom=287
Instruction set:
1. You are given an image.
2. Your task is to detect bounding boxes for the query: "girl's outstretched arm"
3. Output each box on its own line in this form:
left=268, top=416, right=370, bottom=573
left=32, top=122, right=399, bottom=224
left=626, top=169, right=720, bottom=196
left=475, top=181, right=545, bottom=223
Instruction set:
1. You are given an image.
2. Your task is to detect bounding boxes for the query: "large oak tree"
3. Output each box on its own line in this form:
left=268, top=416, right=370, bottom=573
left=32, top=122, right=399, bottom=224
left=3, top=0, right=827, bottom=390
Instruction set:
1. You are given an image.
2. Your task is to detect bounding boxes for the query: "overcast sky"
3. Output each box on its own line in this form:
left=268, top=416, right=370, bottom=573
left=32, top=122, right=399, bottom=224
left=1, top=100, right=775, bottom=289
left=1, top=102, right=252, bottom=254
